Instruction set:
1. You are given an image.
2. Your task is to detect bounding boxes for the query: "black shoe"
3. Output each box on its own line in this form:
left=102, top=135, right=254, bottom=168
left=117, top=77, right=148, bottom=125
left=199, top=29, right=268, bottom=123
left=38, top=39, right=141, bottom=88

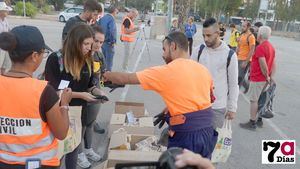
left=240, top=120, right=257, bottom=131
left=94, top=122, right=105, bottom=134
left=256, top=118, right=263, bottom=128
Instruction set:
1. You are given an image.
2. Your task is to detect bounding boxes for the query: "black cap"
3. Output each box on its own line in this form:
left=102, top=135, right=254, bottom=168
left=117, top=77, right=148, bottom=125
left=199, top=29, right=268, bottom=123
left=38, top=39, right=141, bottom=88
left=11, top=25, right=51, bottom=53
left=254, top=22, right=263, bottom=28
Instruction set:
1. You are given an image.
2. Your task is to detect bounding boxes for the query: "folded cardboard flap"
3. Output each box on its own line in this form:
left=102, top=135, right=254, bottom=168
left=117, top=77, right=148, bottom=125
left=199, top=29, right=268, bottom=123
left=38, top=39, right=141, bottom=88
left=110, top=114, right=126, bottom=125
left=115, top=101, right=145, bottom=117
left=109, top=130, right=128, bottom=150
left=139, top=117, right=154, bottom=127
left=109, top=132, right=153, bottom=150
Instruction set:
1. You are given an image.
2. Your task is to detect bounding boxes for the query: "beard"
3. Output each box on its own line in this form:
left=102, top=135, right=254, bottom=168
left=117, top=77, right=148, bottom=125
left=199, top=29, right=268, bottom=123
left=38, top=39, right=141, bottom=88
left=163, top=56, right=172, bottom=64
left=163, top=50, right=173, bottom=64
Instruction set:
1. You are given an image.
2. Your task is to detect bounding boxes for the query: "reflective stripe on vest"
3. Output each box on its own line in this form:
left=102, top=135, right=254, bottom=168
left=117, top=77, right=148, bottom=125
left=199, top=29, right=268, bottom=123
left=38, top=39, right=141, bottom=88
left=0, top=134, right=55, bottom=153
left=0, top=76, right=59, bottom=166
left=121, top=16, right=135, bottom=42
left=0, top=148, right=57, bottom=163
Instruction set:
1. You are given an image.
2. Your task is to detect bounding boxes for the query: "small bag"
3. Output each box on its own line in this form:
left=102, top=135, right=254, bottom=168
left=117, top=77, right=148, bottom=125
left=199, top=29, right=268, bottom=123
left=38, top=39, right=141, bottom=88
left=57, top=106, right=82, bottom=158
left=258, top=82, right=276, bottom=119
left=211, top=119, right=232, bottom=163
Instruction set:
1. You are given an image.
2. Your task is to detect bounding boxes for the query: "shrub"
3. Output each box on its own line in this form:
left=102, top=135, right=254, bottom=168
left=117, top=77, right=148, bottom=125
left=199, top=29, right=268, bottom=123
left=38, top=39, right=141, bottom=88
left=41, top=5, right=51, bottom=14
left=14, top=1, right=38, bottom=18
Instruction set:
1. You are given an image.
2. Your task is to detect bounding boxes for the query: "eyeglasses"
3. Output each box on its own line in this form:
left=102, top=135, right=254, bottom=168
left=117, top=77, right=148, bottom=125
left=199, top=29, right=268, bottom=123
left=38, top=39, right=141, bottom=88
left=43, top=50, right=51, bottom=59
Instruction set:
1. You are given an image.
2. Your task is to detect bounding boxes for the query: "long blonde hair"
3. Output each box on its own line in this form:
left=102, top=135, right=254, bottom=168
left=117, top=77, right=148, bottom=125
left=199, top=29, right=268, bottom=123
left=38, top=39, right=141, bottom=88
left=62, top=24, right=94, bottom=80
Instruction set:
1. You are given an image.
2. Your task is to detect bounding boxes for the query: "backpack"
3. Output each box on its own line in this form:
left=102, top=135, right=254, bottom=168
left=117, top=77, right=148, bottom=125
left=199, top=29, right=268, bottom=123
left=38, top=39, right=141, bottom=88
left=38, top=50, right=63, bottom=80
left=197, top=44, right=235, bottom=95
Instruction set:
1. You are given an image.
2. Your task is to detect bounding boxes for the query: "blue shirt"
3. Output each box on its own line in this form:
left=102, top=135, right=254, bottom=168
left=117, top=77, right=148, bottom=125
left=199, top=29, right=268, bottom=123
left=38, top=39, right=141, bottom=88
left=98, top=14, right=117, bottom=44
left=184, top=23, right=197, bottom=38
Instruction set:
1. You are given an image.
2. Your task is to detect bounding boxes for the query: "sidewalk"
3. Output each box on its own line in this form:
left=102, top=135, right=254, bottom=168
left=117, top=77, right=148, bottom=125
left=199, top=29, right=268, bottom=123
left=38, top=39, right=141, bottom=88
left=8, top=13, right=58, bottom=22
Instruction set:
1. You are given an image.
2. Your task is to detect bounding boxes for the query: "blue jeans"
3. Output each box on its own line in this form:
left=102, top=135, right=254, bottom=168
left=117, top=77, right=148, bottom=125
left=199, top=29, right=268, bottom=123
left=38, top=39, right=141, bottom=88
left=102, top=42, right=115, bottom=71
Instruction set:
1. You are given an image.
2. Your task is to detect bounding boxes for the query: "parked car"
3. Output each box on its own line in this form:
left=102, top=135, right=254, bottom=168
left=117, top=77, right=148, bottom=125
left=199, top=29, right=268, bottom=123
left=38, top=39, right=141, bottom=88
left=64, top=0, right=75, bottom=8
left=58, top=7, right=83, bottom=22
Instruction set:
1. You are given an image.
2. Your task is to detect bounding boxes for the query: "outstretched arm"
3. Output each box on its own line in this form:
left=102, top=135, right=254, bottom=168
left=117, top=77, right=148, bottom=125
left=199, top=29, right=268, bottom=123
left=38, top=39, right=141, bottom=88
left=103, top=72, right=140, bottom=85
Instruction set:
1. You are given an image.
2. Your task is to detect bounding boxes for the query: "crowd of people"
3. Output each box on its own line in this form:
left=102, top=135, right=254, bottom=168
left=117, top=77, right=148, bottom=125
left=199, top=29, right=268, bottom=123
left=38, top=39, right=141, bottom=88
left=0, top=0, right=276, bottom=168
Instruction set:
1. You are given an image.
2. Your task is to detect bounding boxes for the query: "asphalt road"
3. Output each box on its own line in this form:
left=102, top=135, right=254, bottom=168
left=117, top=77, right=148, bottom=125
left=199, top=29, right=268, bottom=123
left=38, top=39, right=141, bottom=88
left=6, top=17, right=300, bottom=169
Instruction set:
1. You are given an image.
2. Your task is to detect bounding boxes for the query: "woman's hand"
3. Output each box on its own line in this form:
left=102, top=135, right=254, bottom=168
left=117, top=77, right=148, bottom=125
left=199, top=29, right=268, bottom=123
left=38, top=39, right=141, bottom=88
left=60, top=88, right=72, bottom=106
left=81, top=92, right=97, bottom=102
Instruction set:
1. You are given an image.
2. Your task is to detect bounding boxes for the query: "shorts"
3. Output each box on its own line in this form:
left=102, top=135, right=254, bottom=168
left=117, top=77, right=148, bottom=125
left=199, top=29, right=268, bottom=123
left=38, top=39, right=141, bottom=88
left=168, top=127, right=218, bottom=158
left=249, top=81, right=266, bottom=101
left=0, top=50, right=11, bottom=70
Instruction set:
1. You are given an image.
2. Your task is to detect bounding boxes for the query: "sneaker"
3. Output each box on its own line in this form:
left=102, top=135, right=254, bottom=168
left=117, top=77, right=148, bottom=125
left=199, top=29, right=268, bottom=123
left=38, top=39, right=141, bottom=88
left=77, top=153, right=91, bottom=169
left=256, top=118, right=263, bottom=128
left=240, top=120, right=257, bottom=131
left=85, top=148, right=102, bottom=162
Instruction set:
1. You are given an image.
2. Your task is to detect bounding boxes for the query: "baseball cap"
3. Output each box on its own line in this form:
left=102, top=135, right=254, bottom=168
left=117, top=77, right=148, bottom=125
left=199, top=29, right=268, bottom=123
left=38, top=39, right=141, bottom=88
left=11, top=25, right=51, bottom=54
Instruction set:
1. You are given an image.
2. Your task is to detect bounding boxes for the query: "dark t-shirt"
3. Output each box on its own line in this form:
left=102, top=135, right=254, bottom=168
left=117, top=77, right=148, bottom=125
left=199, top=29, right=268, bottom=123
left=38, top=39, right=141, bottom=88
left=39, top=84, right=60, bottom=122
left=220, top=27, right=226, bottom=37
left=45, top=52, right=95, bottom=106
left=123, top=18, right=131, bottom=29
left=62, top=15, right=87, bottom=40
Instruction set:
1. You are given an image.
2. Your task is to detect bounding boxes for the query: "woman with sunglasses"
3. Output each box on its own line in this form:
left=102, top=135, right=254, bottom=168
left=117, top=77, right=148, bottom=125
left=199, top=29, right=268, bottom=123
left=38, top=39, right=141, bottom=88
left=0, top=25, right=72, bottom=169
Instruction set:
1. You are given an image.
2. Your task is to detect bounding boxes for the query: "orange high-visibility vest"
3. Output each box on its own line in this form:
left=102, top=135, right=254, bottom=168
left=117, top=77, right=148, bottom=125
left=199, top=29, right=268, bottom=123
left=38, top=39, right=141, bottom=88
left=121, top=16, right=136, bottom=42
left=0, top=76, right=59, bottom=166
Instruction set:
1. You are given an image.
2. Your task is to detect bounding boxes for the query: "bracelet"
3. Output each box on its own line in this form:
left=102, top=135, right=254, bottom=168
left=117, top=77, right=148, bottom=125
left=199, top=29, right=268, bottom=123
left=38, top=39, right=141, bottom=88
left=91, top=86, right=97, bottom=94
left=60, top=105, right=69, bottom=111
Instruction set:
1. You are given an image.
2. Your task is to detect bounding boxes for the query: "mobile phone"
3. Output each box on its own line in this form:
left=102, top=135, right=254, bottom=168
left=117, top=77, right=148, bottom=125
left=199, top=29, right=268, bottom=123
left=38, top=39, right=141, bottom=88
left=94, top=95, right=109, bottom=101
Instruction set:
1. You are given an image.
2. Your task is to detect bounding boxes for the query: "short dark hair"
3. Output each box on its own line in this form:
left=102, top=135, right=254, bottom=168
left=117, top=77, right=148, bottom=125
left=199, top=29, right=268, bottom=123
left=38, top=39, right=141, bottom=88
left=229, top=23, right=236, bottom=28
left=244, top=21, right=251, bottom=28
left=164, top=31, right=188, bottom=52
left=254, top=22, right=263, bottom=28
left=108, top=5, right=117, bottom=14
left=203, top=18, right=217, bottom=28
left=91, top=24, right=104, bottom=34
left=84, top=0, right=102, bottom=13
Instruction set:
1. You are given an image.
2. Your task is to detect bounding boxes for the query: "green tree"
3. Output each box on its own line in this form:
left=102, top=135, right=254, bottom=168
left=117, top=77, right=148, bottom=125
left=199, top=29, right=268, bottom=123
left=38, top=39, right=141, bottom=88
left=242, top=0, right=260, bottom=21
left=48, top=0, right=64, bottom=11
left=126, top=0, right=156, bottom=11
left=14, top=1, right=38, bottom=17
left=174, top=0, right=190, bottom=31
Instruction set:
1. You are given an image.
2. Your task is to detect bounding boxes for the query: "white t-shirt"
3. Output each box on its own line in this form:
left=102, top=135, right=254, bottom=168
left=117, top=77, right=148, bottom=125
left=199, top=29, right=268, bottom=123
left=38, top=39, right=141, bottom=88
left=0, top=18, right=9, bottom=33
left=191, top=42, right=239, bottom=112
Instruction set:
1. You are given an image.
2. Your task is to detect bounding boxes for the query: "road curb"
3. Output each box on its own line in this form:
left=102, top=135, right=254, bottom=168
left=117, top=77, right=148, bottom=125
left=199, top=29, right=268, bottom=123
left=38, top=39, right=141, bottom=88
left=8, top=14, right=58, bottom=22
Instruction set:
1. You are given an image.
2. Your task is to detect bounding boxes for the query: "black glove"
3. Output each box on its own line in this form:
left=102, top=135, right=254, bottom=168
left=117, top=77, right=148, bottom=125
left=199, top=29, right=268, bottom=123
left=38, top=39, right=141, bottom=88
left=153, top=112, right=166, bottom=129
left=103, top=81, right=125, bottom=93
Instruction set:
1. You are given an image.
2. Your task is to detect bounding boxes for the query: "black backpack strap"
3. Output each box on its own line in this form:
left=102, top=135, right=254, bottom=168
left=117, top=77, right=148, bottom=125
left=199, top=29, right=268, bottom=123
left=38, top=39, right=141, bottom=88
left=227, top=49, right=234, bottom=68
left=197, top=44, right=206, bottom=62
left=226, top=49, right=235, bottom=95
left=247, top=33, right=253, bottom=46
left=56, top=50, right=64, bottom=73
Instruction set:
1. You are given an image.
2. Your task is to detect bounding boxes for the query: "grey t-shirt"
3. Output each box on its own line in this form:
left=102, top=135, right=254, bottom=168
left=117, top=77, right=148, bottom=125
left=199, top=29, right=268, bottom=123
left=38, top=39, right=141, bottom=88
left=92, top=51, right=106, bottom=86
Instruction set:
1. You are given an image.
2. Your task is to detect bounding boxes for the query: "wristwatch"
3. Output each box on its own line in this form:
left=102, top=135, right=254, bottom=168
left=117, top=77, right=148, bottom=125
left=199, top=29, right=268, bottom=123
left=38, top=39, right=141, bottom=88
left=60, top=105, right=69, bottom=111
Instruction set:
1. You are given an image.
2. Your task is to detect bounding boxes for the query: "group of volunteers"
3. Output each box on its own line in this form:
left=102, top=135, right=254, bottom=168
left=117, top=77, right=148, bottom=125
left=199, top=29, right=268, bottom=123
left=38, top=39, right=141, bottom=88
left=0, top=0, right=276, bottom=168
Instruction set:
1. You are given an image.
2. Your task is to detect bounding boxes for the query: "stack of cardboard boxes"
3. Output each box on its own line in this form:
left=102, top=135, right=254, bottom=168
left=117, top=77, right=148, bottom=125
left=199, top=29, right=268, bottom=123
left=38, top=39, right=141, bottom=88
left=97, top=101, right=166, bottom=169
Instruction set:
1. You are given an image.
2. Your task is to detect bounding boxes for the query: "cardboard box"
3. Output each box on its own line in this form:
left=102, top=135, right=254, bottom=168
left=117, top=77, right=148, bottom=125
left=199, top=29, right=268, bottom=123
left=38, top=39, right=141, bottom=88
left=106, top=131, right=162, bottom=168
left=109, top=102, right=155, bottom=136
left=109, top=116, right=155, bottom=136
left=115, top=101, right=145, bottom=117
